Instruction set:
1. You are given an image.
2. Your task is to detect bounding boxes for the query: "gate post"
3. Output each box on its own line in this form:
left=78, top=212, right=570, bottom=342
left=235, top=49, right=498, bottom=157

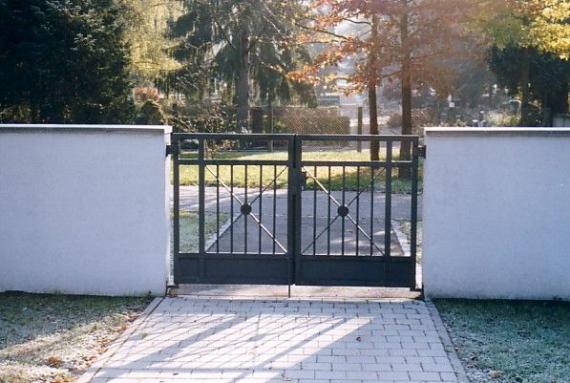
left=287, top=135, right=302, bottom=288
left=410, top=139, right=419, bottom=289
left=198, top=138, right=206, bottom=280
left=172, top=134, right=180, bottom=285
left=384, top=140, right=393, bottom=285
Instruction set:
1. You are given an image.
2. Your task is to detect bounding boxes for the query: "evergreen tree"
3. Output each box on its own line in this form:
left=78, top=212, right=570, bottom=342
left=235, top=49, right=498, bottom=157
left=169, top=0, right=314, bottom=130
left=489, top=46, right=570, bottom=126
left=0, top=0, right=134, bottom=123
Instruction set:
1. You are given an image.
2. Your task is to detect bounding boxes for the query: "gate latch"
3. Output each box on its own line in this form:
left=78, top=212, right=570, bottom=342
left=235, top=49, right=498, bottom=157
left=418, top=145, right=427, bottom=159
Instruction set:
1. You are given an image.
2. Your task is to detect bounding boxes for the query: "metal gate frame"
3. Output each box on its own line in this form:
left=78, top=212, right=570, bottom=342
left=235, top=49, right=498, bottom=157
left=172, top=133, right=419, bottom=289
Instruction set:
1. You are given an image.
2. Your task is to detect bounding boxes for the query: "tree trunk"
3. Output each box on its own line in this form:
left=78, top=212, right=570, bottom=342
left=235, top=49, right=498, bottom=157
left=236, top=27, right=250, bottom=132
left=369, top=83, right=379, bottom=160
left=268, top=98, right=274, bottom=151
left=400, top=0, right=412, bottom=179
left=552, top=81, right=569, bottom=115
left=369, top=15, right=380, bottom=161
left=545, top=81, right=569, bottom=126
left=520, top=47, right=531, bottom=126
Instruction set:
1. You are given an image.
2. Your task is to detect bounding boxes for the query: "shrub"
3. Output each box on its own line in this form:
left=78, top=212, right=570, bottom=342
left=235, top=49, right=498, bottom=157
left=273, top=107, right=350, bottom=135
left=386, top=113, right=402, bottom=129
left=147, top=101, right=237, bottom=133
left=135, top=100, right=166, bottom=125
left=134, top=87, right=161, bottom=103
left=386, top=108, right=434, bottom=134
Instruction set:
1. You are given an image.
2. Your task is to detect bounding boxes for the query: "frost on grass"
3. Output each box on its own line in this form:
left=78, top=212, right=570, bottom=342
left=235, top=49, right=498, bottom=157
left=436, top=300, right=570, bottom=383
left=399, top=220, right=422, bottom=263
left=176, top=211, right=229, bottom=253
left=0, top=294, right=150, bottom=383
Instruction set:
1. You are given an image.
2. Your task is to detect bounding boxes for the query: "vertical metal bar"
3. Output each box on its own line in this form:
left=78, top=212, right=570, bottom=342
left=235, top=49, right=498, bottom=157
left=230, top=164, right=234, bottom=254
left=216, top=164, right=220, bottom=253
left=313, top=165, right=317, bottom=256
left=356, top=166, right=360, bottom=256
left=198, top=138, right=206, bottom=279
left=172, top=136, right=180, bottom=283
left=385, top=140, right=393, bottom=282
left=327, top=166, right=331, bottom=255
left=341, top=166, right=346, bottom=255
left=370, top=165, right=375, bottom=256
left=295, top=135, right=302, bottom=276
left=288, top=135, right=300, bottom=285
left=410, top=139, right=419, bottom=289
left=244, top=164, right=248, bottom=254
left=259, top=165, right=263, bottom=255
left=273, top=165, right=277, bottom=255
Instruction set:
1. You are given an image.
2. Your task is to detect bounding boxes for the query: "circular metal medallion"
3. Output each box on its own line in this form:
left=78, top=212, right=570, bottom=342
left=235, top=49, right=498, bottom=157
left=240, top=204, right=252, bottom=215
left=337, top=205, right=349, bottom=217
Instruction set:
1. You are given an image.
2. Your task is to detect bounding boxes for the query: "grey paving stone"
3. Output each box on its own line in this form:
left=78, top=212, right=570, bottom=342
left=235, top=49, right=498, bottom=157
left=82, top=297, right=460, bottom=383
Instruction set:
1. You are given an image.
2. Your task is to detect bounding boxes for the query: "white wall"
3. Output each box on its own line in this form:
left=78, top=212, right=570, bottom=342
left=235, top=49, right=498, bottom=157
left=0, top=125, right=171, bottom=296
left=423, top=128, right=570, bottom=300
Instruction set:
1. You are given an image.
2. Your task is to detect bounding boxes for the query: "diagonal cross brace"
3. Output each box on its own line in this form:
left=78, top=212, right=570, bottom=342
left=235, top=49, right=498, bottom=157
left=205, top=165, right=288, bottom=253
left=301, top=167, right=386, bottom=255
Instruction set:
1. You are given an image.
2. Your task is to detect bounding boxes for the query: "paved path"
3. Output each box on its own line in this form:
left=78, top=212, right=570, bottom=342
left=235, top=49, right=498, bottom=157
left=82, top=297, right=464, bottom=383
left=177, top=187, right=422, bottom=220
left=176, top=187, right=422, bottom=256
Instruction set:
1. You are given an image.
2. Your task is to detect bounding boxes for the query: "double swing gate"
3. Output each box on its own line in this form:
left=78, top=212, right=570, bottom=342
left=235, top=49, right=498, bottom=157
left=172, top=133, right=420, bottom=289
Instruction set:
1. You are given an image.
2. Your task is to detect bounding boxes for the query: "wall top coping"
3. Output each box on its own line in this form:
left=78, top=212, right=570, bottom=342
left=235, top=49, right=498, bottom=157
left=0, top=124, right=172, bottom=134
left=425, top=127, right=570, bottom=136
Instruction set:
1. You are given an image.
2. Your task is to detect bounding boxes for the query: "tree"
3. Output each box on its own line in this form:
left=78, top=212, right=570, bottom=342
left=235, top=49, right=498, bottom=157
left=294, top=0, right=477, bottom=163
left=513, top=0, right=570, bottom=60
left=169, top=0, right=314, bottom=131
left=0, top=0, right=134, bottom=123
left=289, top=3, right=391, bottom=160
left=489, top=47, right=570, bottom=126
left=365, top=0, right=479, bottom=167
left=480, top=0, right=570, bottom=125
left=118, top=0, right=183, bottom=82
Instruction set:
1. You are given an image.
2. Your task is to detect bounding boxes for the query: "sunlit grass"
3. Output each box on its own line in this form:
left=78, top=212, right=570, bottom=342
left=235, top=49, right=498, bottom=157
left=176, top=211, right=229, bottom=253
left=175, top=149, right=422, bottom=193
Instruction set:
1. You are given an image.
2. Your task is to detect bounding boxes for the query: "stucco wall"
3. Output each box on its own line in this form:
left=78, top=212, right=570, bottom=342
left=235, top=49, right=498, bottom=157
left=423, top=128, right=570, bottom=300
left=0, top=125, right=171, bottom=296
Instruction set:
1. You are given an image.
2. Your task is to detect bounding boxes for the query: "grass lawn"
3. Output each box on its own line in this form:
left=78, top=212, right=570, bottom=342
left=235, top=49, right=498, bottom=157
left=435, top=300, right=570, bottom=383
left=0, top=294, right=151, bottom=383
left=177, top=210, right=230, bottom=253
left=176, top=149, right=422, bottom=193
left=399, top=220, right=423, bottom=263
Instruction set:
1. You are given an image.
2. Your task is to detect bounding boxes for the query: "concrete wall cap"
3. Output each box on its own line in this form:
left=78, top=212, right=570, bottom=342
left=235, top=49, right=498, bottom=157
left=0, top=124, right=172, bottom=134
left=424, top=127, right=570, bottom=135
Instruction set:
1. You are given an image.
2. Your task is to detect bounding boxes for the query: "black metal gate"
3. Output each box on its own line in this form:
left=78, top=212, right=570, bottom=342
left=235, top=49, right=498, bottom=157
left=172, top=133, right=420, bottom=289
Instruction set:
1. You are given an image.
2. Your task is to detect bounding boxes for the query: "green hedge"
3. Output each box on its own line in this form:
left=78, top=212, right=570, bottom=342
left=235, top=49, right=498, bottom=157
left=273, top=107, right=350, bottom=135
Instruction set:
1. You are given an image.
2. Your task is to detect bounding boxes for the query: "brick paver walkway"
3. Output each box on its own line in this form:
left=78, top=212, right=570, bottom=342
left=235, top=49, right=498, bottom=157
left=82, top=297, right=462, bottom=383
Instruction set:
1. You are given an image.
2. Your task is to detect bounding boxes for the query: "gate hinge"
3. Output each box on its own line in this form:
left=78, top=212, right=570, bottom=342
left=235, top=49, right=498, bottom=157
left=418, top=145, right=426, bottom=159
left=165, top=144, right=173, bottom=157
